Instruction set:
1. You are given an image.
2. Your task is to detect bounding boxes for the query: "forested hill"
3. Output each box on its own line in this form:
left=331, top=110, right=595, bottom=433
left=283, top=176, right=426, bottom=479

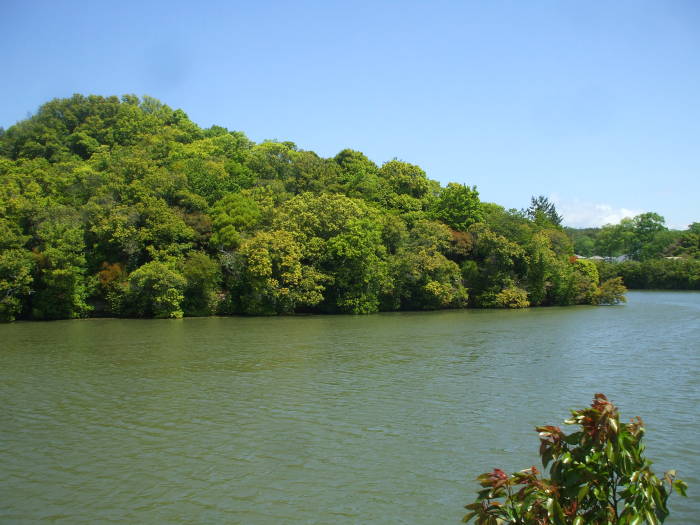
left=0, top=94, right=624, bottom=321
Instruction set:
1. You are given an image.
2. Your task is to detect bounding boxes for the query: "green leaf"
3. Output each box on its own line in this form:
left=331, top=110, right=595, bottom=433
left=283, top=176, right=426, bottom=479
left=605, top=440, right=615, bottom=463
left=673, top=479, right=688, bottom=497
left=546, top=497, right=566, bottom=525
left=644, top=509, right=659, bottom=525
left=577, top=484, right=590, bottom=502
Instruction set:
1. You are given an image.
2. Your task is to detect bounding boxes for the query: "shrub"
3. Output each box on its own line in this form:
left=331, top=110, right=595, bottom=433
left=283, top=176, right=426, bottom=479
left=495, top=285, right=530, bottom=309
left=464, top=394, right=686, bottom=524
left=594, top=277, right=627, bottom=305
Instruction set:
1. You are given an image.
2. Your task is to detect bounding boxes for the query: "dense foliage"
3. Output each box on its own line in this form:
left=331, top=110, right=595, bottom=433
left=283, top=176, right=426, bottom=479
left=464, top=394, right=687, bottom=524
left=595, top=259, right=700, bottom=291
left=0, top=95, right=625, bottom=320
left=566, top=215, right=699, bottom=290
left=567, top=215, right=699, bottom=261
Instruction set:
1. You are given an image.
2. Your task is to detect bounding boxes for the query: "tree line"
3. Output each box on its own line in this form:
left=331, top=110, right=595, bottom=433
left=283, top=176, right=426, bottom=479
left=0, top=94, right=625, bottom=320
left=565, top=215, right=700, bottom=290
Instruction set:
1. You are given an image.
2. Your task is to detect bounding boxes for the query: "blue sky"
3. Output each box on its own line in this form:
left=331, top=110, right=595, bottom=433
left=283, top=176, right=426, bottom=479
left=2, top=1, right=699, bottom=229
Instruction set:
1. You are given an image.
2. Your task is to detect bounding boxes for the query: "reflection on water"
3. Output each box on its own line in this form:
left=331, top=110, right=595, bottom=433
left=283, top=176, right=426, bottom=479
left=1, top=291, right=699, bottom=523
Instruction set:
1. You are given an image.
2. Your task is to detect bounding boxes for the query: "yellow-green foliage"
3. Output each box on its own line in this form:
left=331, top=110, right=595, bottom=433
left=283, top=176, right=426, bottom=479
left=0, top=94, right=630, bottom=320
left=593, top=276, right=627, bottom=305
left=494, top=285, right=529, bottom=309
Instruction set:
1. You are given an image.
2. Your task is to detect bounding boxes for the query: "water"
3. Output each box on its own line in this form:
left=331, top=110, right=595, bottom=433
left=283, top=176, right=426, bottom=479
left=1, top=291, right=698, bottom=523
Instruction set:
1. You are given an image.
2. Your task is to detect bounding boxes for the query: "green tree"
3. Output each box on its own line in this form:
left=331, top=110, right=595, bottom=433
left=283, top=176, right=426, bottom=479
left=226, top=230, right=326, bottom=315
left=274, top=193, right=390, bottom=313
left=493, top=284, right=529, bottom=308
left=430, top=182, right=483, bottom=231
left=0, top=249, right=35, bottom=321
left=465, top=224, right=527, bottom=308
left=0, top=93, right=644, bottom=319
left=631, top=213, right=667, bottom=260
left=181, top=252, right=221, bottom=316
left=573, top=234, right=595, bottom=257
left=126, top=261, right=187, bottom=318
left=525, top=230, right=578, bottom=306
left=595, top=220, right=634, bottom=257
left=387, top=220, right=467, bottom=310
left=209, top=192, right=261, bottom=251
left=31, top=216, right=91, bottom=320
left=569, top=258, right=600, bottom=304
left=378, top=159, right=439, bottom=217
left=593, top=277, right=627, bottom=305
left=333, top=148, right=382, bottom=200
left=526, top=195, right=563, bottom=226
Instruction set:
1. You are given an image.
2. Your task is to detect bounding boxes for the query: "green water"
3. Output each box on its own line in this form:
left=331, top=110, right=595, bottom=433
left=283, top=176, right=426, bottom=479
left=1, top=291, right=699, bottom=523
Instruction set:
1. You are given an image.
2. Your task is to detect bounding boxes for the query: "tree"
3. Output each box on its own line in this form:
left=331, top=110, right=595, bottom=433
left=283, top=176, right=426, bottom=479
left=126, top=261, right=187, bottom=318
left=209, top=192, right=261, bottom=251
left=333, top=148, right=382, bottom=200
left=465, top=223, right=528, bottom=307
left=0, top=249, right=35, bottom=321
left=526, top=195, right=563, bottom=227
left=573, top=234, right=595, bottom=257
left=464, top=394, right=687, bottom=524
left=569, top=258, right=600, bottom=305
left=31, top=216, right=91, bottom=320
left=273, top=193, right=390, bottom=313
left=181, top=252, right=221, bottom=316
left=225, top=230, right=326, bottom=315
left=631, top=213, right=667, bottom=260
left=593, top=277, right=628, bottom=305
left=526, top=231, right=561, bottom=306
left=596, top=219, right=635, bottom=257
left=387, top=220, right=468, bottom=310
left=430, top=182, right=483, bottom=231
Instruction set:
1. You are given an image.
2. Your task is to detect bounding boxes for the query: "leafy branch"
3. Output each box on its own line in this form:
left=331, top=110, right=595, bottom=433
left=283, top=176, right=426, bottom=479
left=464, top=394, right=687, bottom=524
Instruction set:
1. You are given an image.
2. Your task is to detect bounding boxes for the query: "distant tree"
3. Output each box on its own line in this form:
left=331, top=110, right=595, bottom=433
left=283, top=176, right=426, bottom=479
left=387, top=220, right=468, bottom=310
left=333, top=148, right=382, bottom=200
left=430, top=183, right=483, bottom=231
left=181, top=252, right=221, bottom=316
left=209, top=193, right=261, bottom=251
left=631, top=212, right=667, bottom=260
left=465, top=224, right=528, bottom=307
left=595, top=219, right=635, bottom=257
left=126, top=261, right=186, bottom=318
left=573, top=234, right=595, bottom=256
left=526, top=195, right=563, bottom=226
left=664, top=223, right=700, bottom=259
left=226, top=230, right=326, bottom=315
left=593, top=277, right=627, bottom=305
left=31, top=214, right=91, bottom=320
left=0, top=249, right=35, bottom=321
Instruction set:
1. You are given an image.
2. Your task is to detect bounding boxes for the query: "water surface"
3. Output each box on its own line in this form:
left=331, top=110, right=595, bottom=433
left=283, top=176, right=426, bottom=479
left=1, top=291, right=699, bottom=523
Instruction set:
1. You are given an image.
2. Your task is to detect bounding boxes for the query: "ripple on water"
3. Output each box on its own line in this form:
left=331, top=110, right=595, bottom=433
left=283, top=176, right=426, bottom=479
left=1, top=291, right=699, bottom=523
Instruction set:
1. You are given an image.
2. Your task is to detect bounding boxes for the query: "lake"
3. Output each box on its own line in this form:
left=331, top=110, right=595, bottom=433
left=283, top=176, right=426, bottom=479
left=1, top=291, right=698, bottom=523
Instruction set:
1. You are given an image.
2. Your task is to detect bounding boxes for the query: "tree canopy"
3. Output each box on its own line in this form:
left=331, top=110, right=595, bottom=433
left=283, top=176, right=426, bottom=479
left=0, top=94, right=632, bottom=320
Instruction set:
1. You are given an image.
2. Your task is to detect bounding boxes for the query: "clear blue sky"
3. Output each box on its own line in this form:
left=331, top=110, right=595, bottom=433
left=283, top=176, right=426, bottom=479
left=2, top=1, right=699, bottom=229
